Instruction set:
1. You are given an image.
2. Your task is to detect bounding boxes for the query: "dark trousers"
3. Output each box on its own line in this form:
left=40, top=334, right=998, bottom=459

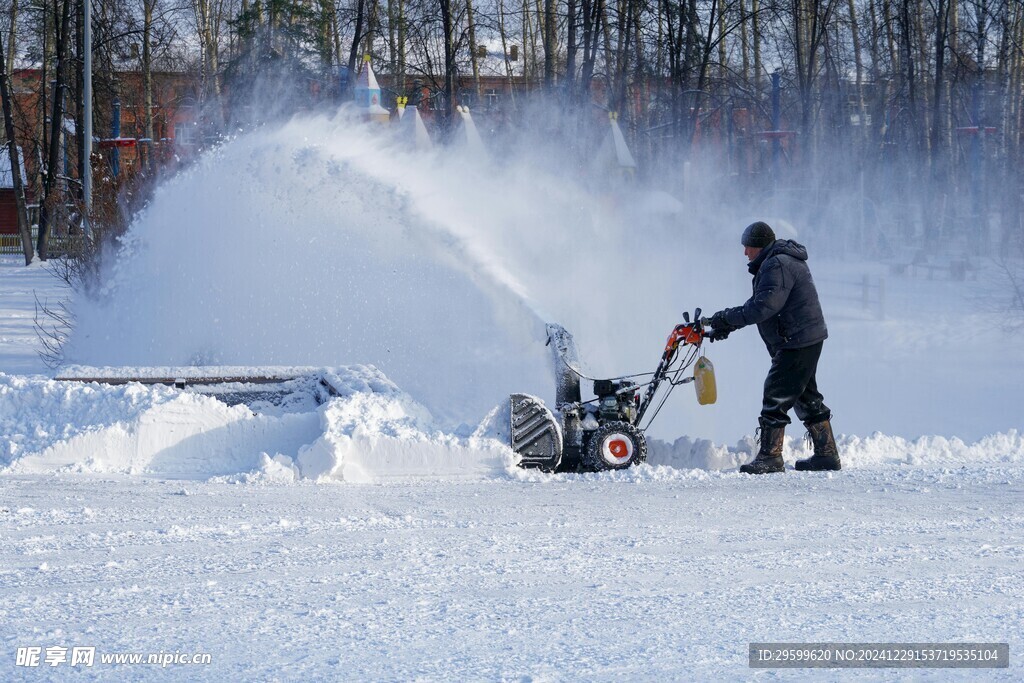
left=761, top=341, right=831, bottom=428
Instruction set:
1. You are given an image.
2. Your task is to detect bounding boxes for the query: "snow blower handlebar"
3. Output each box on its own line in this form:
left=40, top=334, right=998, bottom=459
left=636, top=310, right=710, bottom=427
left=698, top=316, right=736, bottom=342
left=663, top=308, right=709, bottom=354
left=664, top=321, right=705, bottom=353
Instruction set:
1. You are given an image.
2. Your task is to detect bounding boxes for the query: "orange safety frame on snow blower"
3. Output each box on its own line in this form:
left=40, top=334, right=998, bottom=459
left=664, top=322, right=704, bottom=353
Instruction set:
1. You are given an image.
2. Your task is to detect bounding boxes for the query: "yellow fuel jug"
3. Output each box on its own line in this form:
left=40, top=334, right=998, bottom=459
left=694, top=356, right=717, bottom=405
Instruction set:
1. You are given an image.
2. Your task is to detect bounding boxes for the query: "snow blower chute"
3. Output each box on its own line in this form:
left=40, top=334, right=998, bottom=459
left=510, top=311, right=715, bottom=472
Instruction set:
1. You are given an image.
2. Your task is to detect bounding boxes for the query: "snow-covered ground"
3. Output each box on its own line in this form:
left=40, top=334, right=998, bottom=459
left=2, top=114, right=1023, bottom=678
left=0, top=258, right=68, bottom=375
left=2, top=259, right=1022, bottom=680
left=2, top=468, right=1021, bottom=680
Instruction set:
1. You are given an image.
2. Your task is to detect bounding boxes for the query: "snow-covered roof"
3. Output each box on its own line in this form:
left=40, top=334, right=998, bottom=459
left=455, top=106, right=486, bottom=156
left=355, top=57, right=381, bottom=93
left=0, top=144, right=27, bottom=189
left=400, top=105, right=433, bottom=151
left=607, top=117, right=636, bottom=168
left=594, top=115, right=637, bottom=173
left=354, top=57, right=389, bottom=115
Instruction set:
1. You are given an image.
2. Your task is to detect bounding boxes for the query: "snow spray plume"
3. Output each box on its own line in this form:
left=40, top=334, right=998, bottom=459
left=67, top=112, right=557, bottom=427
left=220, top=47, right=336, bottom=129
left=63, top=101, right=771, bottom=438
left=65, top=101, right=1024, bottom=443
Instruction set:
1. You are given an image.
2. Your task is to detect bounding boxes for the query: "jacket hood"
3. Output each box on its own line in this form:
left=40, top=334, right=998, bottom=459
left=772, top=239, right=808, bottom=261
left=748, top=239, right=808, bottom=274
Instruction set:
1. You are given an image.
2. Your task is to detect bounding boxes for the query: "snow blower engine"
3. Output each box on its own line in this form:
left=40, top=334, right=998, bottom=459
left=510, top=310, right=716, bottom=472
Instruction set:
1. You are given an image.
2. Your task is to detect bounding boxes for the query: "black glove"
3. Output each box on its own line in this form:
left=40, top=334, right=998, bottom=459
left=707, top=311, right=734, bottom=342
left=708, top=327, right=731, bottom=342
left=708, top=311, right=729, bottom=330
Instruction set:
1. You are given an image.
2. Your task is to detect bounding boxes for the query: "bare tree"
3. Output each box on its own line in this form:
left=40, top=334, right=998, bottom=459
left=0, top=23, right=33, bottom=263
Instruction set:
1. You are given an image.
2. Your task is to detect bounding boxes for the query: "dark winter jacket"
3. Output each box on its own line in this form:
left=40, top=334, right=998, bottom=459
left=721, top=239, right=828, bottom=354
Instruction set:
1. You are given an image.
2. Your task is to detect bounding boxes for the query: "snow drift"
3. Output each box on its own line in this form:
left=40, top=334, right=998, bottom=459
left=2, top=371, right=1021, bottom=482
left=0, top=369, right=512, bottom=481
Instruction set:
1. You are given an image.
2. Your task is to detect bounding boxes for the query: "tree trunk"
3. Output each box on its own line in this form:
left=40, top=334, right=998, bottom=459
left=397, top=0, right=405, bottom=91
left=498, top=0, right=516, bottom=105
left=580, top=0, right=596, bottom=100
left=752, top=0, right=761, bottom=91
left=717, top=0, right=727, bottom=79
left=914, top=0, right=930, bottom=140
left=6, top=0, right=18, bottom=71
left=331, top=1, right=343, bottom=75
left=900, top=0, right=918, bottom=146
left=440, top=0, right=456, bottom=125
left=75, top=0, right=84, bottom=205
left=611, top=0, right=628, bottom=111
left=467, top=0, right=482, bottom=101
left=0, top=27, right=33, bottom=264
left=387, top=0, right=396, bottom=83
left=974, top=0, right=989, bottom=252
left=39, top=0, right=73, bottom=261
left=683, top=0, right=717, bottom=149
left=867, top=0, right=878, bottom=80
left=926, top=0, right=950, bottom=243
left=566, top=0, right=578, bottom=96
left=739, top=0, right=749, bottom=87
left=143, top=0, right=155, bottom=169
left=793, top=0, right=806, bottom=125
left=195, top=0, right=223, bottom=128
left=1012, top=3, right=1024, bottom=156
left=599, top=0, right=614, bottom=96
left=847, top=0, right=865, bottom=141
left=883, top=0, right=897, bottom=74
left=996, top=0, right=1015, bottom=249
left=869, top=0, right=886, bottom=142
left=680, top=0, right=699, bottom=140
left=347, top=0, right=366, bottom=94
left=929, top=0, right=948, bottom=157
left=522, top=0, right=534, bottom=82
left=616, top=0, right=636, bottom=113
left=543, top=0, right=555, bottom=89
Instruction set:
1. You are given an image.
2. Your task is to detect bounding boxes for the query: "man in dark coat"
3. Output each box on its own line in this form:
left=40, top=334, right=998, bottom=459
left=708, top=221, right=841, bottom=474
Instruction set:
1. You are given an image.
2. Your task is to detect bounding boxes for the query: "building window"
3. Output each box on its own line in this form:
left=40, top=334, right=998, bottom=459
left=174, top=122, right=196, bottom=145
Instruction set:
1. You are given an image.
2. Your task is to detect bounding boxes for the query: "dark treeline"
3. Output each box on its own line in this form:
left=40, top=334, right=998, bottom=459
left=2, top=0, right=1023, bottom=264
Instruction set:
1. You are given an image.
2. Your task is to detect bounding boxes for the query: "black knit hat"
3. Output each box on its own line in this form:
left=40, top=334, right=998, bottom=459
left=741, top=221, right=776, bottom=248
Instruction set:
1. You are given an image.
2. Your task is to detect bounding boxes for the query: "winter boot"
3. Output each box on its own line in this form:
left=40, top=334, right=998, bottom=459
left=740, top=421, right=786, bottom=474
left=795, top=419, right=841, bottom=471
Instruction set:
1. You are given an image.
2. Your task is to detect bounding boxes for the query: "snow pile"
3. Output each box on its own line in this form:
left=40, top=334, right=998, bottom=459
left=4, top=366, right=1021, bottom=481
left=647, top=429, right=1024, bottom=470
left=290, top=367, right=512, bottom=482
left=0, top=367, right=513, bottom=481
left=1, top=371, right=322, bottom=477
left=647, top=435, right=751, bottom=471
left=833, top=430, right=1024, bottom=467
left=1, top=372, right=177, bottom=463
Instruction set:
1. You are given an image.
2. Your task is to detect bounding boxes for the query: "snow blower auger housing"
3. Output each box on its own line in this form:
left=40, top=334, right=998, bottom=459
left=511, top=312, right=712, bottom=472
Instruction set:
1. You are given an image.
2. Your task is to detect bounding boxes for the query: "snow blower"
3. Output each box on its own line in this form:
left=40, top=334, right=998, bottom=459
left=510, top=310, right=716, bottom=472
